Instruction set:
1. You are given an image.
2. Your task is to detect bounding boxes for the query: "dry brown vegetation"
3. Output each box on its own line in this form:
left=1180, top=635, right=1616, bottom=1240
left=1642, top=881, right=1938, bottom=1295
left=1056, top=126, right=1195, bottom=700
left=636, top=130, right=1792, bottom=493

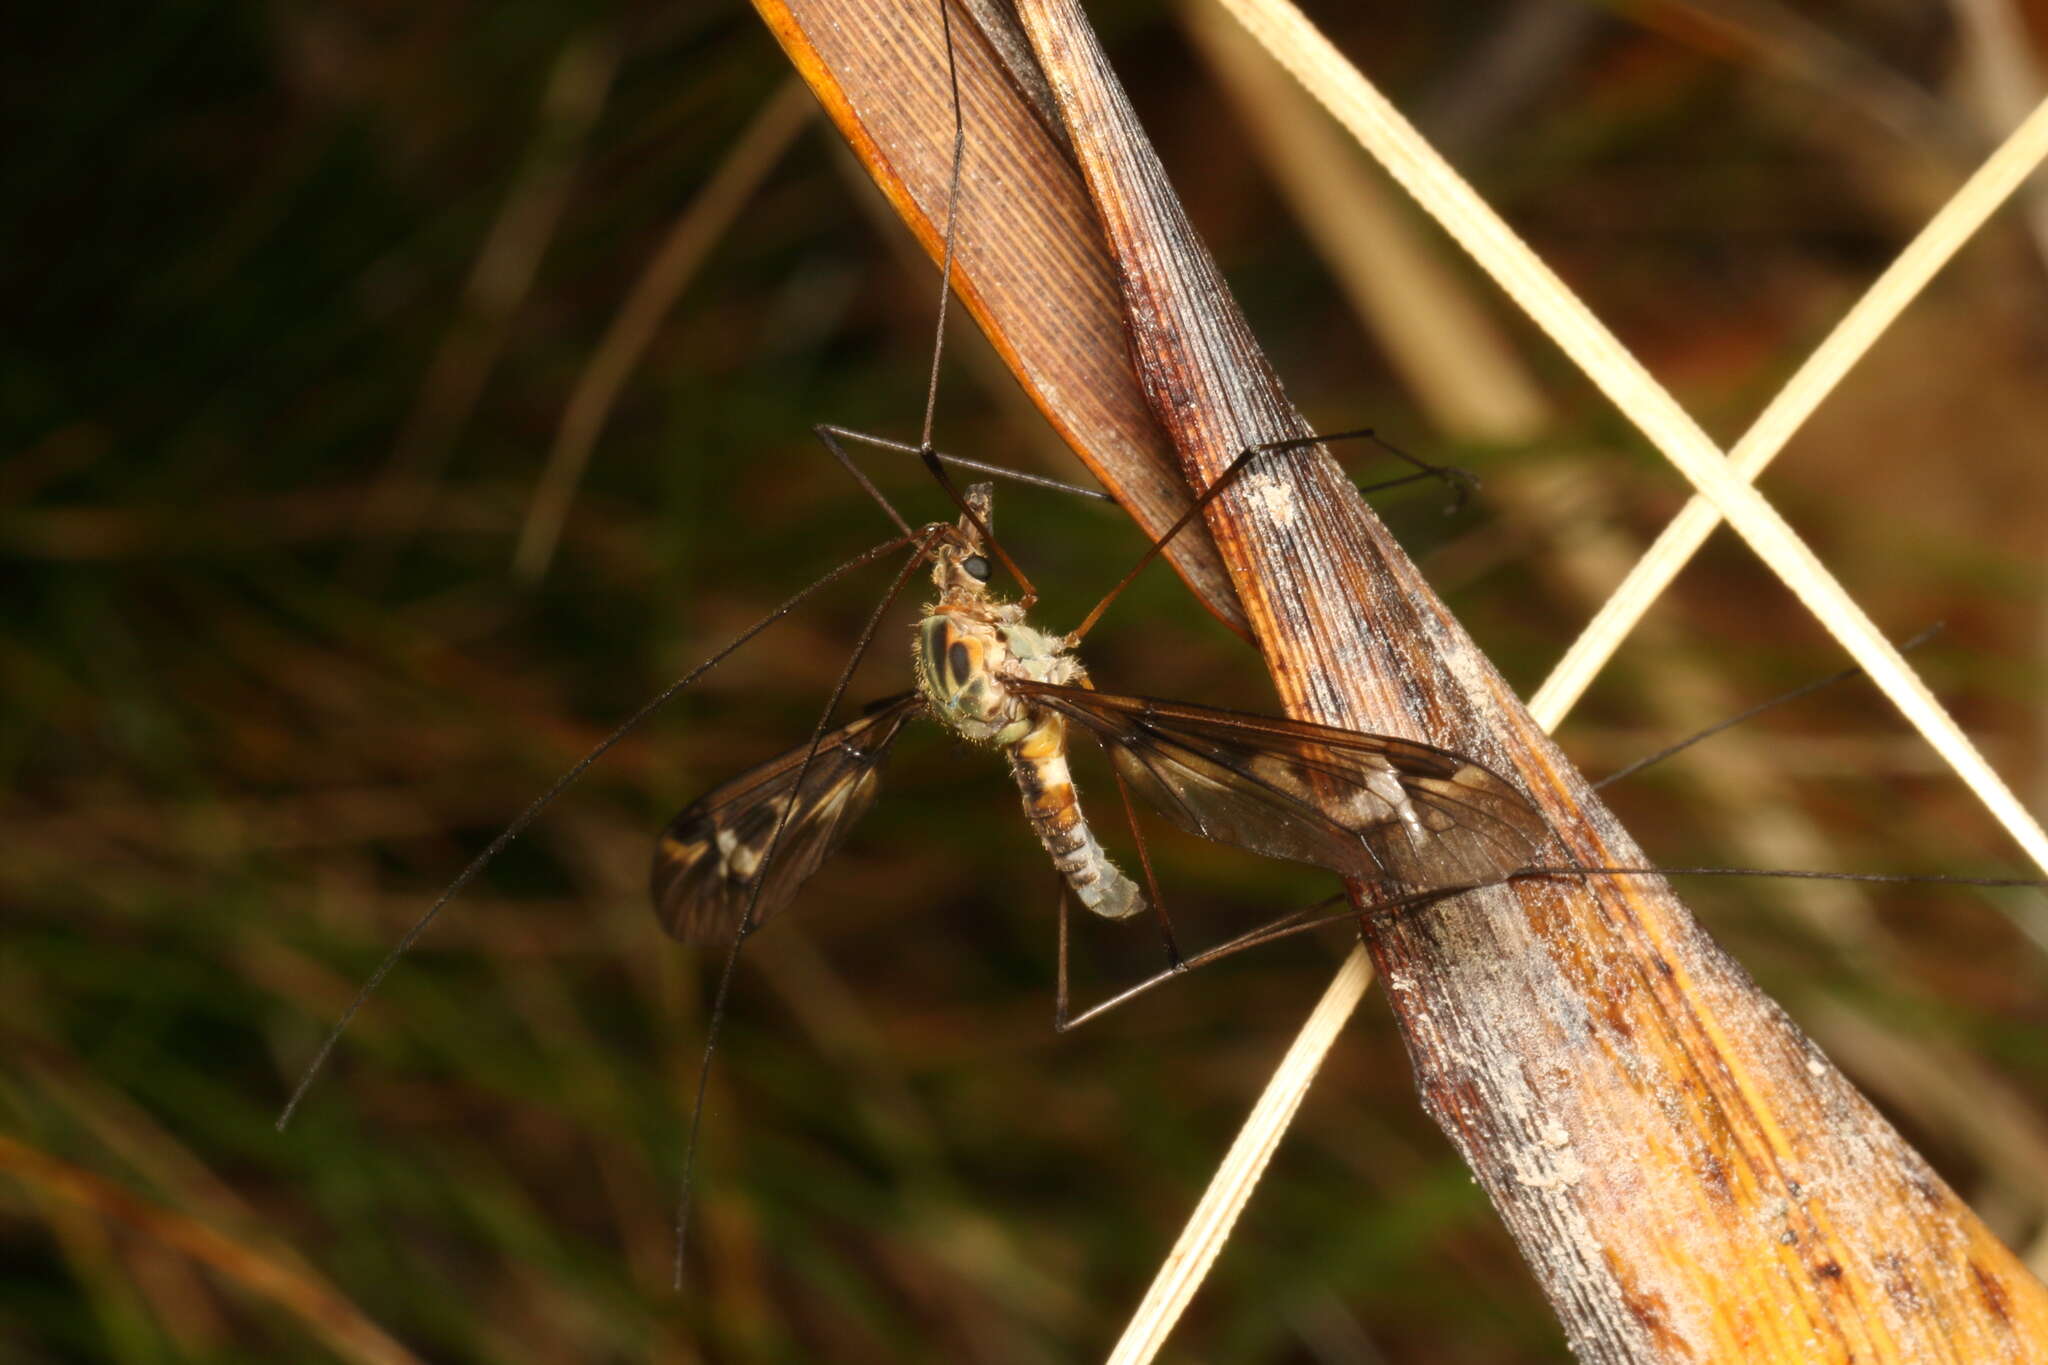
left=6, top=2, right=2047, bottom=1361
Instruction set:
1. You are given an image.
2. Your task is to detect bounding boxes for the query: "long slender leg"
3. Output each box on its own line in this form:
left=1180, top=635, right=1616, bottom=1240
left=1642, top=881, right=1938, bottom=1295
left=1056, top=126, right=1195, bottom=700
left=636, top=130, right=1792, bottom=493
left=1592, top=622, right=1944, bottom=791
left=674, top=526, right=942, bottom=1285
left=1052, top=886, right=1473, bottom=1031
left=1057, top=847, right=2048, bottom=1034
left=898, top=0, right=1043, bottom=604
left=820, top=418, right=1054, bottom=605
left=276, top=531, right=916, bottom=1132
left=815, top=424, right=1113, bottom=504
left=817, top=421, right=1464, bottom=630
left=1056, top=872, right=1530, bottom=1030
left=917, top=0, right=964, bottom=458
left=1052, top=880, right=1074, bottom=1031
left=1070, top=428, right=1476, bottom=643
left=1338, top=426, right=1479, bottom=512
left=799, top=0, right=1043, bottom=599
left=813, top=425, right=918, bottom=539
left=1058, top=897, right=1337, bottom=1031
left=811, top=424, right=1120, bottom=554
left=1109, top=762, right=1180, bottom=968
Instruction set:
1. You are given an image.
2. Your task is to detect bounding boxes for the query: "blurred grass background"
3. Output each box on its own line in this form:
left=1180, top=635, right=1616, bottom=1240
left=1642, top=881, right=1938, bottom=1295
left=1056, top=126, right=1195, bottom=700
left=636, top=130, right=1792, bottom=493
left=5, top=1, right=2047, bottom=1361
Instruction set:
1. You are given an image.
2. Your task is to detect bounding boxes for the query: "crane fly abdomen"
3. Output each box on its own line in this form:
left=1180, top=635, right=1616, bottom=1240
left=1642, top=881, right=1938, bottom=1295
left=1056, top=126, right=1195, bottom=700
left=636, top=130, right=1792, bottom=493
left=1007, top=708, right=1144, bottom=919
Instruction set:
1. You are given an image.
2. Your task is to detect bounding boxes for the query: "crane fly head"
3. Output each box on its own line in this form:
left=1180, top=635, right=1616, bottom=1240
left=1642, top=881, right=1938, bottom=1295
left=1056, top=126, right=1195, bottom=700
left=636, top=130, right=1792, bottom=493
left=926, top=481, right=997, bottom=604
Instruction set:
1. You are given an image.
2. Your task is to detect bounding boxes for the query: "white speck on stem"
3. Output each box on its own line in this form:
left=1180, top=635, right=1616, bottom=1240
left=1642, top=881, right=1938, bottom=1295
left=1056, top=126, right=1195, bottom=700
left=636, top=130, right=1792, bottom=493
left=1246, top=472, right=1297, bottom=528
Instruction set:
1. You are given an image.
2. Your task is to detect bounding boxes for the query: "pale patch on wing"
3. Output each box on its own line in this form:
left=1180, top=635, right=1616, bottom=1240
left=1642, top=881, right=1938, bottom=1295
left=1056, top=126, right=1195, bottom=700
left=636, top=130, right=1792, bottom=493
left=651, top=697, right=921, bottom=944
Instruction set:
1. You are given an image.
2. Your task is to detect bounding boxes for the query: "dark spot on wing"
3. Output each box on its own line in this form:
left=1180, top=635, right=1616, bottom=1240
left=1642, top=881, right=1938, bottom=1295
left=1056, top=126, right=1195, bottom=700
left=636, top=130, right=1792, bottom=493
left=948, top=640, right=972, bottom=688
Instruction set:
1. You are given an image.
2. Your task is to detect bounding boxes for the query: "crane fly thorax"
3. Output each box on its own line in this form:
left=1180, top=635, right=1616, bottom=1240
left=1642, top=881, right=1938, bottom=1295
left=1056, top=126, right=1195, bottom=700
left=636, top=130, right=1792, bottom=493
left=916, top=606, right=1084, bottom=745
left=917, top=608, right=1022, bottom=744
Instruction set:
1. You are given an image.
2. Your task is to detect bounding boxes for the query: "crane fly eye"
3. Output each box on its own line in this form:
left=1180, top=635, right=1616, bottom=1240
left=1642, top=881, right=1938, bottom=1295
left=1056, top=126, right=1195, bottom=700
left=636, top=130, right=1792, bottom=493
left=962, top=555, right=991, bottom=582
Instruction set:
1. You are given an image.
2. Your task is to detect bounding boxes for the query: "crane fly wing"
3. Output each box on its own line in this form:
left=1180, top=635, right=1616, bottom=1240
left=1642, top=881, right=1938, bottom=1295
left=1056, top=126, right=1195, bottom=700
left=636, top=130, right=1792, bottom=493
left=1011, top=682, right=1546, bottom=892
left=652, top=695, right=923, bottom=944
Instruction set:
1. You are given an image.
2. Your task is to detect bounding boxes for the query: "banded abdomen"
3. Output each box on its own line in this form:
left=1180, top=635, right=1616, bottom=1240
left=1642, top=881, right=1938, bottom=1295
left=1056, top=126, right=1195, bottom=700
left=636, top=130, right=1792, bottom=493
left=1006, top=708, right=1144, bottom=920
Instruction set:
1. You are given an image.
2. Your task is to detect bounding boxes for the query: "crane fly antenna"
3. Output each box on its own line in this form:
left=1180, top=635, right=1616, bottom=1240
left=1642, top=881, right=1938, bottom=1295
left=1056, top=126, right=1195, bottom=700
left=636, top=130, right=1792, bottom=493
left=275, top=532, right=913, bottom=1132
left=673, top=525, right=944, bottom=1289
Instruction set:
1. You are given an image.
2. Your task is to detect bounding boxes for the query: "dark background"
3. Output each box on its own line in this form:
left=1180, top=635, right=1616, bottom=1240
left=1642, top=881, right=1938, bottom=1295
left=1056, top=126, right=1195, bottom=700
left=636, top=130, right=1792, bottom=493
left=6, top=2, right=2047, bottom=1361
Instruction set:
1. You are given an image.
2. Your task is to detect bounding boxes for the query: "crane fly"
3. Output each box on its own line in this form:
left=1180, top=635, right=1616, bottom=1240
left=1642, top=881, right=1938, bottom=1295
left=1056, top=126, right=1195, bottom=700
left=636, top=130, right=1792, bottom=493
left=651, top=479, right=1549, bottom=999
left=278, top=0, right=2047, bottom=1276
